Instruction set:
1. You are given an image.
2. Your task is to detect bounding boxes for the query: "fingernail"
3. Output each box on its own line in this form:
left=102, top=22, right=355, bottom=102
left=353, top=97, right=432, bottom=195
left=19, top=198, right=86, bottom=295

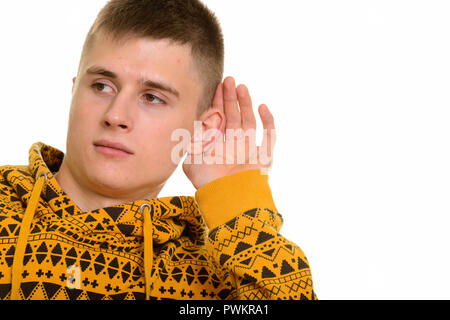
left=226, top=76, right=235, bottom=86
left=237, top=84, right=247, bottom=95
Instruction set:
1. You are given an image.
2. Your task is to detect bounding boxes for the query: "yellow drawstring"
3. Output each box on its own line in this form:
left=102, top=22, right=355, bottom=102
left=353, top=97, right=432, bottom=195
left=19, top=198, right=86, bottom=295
left=10, top=172, right=47, bottom=300
left=140, top=203, right=154, bottom=301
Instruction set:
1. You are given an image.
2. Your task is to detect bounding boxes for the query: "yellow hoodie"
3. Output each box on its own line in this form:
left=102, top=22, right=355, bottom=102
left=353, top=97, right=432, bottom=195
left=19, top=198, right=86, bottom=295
left=0, top=142, right=317, bottom=300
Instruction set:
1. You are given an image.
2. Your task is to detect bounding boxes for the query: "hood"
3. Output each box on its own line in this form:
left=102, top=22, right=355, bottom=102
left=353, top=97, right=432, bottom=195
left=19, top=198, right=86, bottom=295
left=4, top=142, right=206, bottom=300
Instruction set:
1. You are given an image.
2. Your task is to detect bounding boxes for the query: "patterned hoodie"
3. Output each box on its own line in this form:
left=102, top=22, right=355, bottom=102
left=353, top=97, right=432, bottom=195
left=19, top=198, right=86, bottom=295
left=0, top=142, right=316, bottom=300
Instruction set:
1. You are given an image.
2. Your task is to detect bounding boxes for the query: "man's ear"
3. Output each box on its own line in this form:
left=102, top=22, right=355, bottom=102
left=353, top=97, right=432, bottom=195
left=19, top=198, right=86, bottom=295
left=192, top=107, right=226, bottom=153
left=200, top=108, right=225, bottom=132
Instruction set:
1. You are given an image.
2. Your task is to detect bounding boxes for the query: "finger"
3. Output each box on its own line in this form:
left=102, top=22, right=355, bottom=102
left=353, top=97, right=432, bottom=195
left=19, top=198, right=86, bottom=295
left=212, top=82, right=224, bottom=112
left=259, top=104, right=275, bottom=131
left=223, top=76, right=241, bottom=130
left=237, top=84, right=257, bottom=131
left=259, top=104, right=276, bottom=161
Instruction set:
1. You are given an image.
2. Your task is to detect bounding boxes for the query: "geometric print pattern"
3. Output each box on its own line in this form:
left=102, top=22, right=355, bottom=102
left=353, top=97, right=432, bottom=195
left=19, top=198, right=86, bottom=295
left=0, top=142, right=316, bottom=300
left=207, top=207, right=317, bottom=300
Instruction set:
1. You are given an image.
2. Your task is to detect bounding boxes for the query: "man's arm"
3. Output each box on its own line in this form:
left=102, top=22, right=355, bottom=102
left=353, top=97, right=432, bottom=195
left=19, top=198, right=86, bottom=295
left=195, top=169, right=317, bottom=300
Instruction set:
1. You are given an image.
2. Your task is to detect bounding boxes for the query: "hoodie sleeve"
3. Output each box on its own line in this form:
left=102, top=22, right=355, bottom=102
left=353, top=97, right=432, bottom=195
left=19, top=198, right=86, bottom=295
left=195, top=169, right=317, bottom=300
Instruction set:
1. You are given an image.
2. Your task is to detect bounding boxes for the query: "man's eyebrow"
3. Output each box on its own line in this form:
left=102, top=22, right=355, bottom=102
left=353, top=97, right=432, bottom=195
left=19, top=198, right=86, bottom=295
left=85, top=66, right=180, bottom=99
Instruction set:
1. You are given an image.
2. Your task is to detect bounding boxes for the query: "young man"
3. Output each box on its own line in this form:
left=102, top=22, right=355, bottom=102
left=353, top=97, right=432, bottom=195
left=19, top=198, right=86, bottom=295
left=0, top=0, right=317, bottom=300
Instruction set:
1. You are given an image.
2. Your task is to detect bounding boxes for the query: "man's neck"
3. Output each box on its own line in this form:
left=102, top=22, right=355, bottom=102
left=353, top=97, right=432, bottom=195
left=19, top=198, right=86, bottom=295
left=53, top=160, right=162, bottom=212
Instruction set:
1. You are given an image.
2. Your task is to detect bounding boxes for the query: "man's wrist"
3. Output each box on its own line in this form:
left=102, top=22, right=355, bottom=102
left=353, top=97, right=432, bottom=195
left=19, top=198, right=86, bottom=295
left=194, top=169, right=278, bottom=230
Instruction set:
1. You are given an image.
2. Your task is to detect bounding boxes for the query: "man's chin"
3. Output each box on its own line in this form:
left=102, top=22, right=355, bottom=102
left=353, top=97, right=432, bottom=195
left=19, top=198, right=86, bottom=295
left=85, top=168, right=131, bottom=192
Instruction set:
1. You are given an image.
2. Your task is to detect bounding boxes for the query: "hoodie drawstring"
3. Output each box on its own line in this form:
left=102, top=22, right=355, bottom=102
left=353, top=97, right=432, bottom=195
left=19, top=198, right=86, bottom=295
left=11, top=172, right=47, bottom=300
left=140, top=203, right=154, bottom=301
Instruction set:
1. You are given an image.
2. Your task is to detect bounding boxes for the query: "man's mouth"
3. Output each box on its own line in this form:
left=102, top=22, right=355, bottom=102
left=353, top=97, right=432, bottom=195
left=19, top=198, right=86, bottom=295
left=93, top=139, right=134, bottom=157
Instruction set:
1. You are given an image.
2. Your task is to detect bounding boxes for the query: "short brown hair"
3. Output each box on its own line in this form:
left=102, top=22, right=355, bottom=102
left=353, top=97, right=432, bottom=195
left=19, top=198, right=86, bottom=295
left=80, top=0, right=224, bottom=118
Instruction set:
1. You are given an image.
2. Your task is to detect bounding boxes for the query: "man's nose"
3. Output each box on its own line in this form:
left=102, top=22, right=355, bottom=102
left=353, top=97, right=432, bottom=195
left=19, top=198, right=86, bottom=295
left=102, top=91, right=133, bottom=131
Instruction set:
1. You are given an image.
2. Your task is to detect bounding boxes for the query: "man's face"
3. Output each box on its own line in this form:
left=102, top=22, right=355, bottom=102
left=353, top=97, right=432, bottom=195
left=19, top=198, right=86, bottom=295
left=66, top=34, right=201, bottom=199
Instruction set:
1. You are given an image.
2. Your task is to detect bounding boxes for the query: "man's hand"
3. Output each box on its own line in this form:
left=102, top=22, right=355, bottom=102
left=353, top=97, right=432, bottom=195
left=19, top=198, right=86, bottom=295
left=182, top=76, right=276, bottom=190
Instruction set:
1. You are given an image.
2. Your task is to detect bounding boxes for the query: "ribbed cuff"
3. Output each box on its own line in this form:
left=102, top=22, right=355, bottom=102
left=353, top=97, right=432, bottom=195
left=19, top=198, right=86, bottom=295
left=194, top=169, right=278, bottom=230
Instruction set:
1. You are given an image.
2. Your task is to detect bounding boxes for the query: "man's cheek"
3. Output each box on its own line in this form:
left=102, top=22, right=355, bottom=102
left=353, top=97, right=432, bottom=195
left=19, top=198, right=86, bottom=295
left=145, top=141, right=181, bottom=167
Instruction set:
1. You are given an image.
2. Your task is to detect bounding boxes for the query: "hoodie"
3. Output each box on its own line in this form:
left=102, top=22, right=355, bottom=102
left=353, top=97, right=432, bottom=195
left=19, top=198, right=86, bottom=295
left=0, top=142, right=317, bottom=300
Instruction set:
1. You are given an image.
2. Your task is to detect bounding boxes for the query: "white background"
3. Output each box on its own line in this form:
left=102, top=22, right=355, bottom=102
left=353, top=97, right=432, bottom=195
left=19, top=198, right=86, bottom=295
left=1, top=1, right=449, bottom=299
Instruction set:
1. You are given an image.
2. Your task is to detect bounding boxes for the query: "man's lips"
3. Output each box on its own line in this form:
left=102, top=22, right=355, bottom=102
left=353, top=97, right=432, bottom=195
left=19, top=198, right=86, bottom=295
left=93, top=140, right=134, bottom=155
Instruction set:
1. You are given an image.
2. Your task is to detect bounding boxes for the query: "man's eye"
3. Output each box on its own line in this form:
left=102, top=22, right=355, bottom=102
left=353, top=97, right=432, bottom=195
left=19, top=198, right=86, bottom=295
left=92, top=82, right=113, bottom=93
left=144, top=94, right=165, bottom=105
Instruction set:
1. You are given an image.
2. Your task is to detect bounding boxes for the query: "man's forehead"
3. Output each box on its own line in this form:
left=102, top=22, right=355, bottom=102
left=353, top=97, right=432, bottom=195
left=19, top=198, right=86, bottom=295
left=83, top=35, right=198, bottom=79
left=89, top=33, right=193, bottom=62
